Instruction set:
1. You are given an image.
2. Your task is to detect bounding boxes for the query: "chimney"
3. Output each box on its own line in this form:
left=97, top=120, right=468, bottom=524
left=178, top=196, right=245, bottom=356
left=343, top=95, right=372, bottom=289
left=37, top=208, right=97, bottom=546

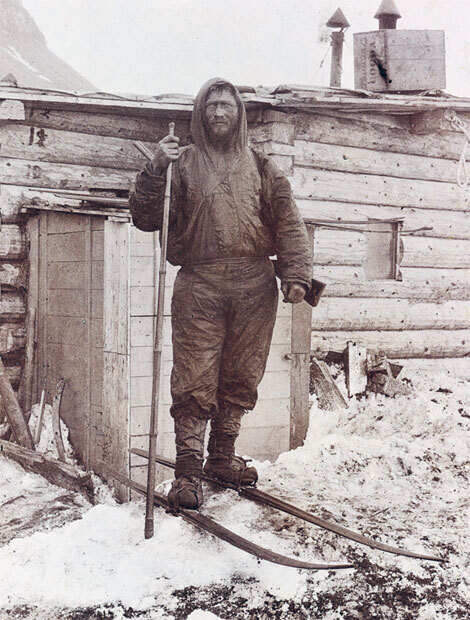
left=353, top=2, right=446, bottom=92
left=374, top=0, right=401, bottom=30
left=326, top=7, right=350, bottom=88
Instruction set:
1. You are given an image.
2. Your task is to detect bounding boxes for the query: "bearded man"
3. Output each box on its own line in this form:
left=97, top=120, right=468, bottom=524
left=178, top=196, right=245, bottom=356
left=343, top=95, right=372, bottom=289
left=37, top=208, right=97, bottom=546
left=130, top=78, right=312, bottom=510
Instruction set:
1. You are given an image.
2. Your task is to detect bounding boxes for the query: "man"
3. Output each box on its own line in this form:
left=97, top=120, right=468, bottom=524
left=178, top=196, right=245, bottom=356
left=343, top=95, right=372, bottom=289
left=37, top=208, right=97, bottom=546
left=130, top=78, right=312, bottom=510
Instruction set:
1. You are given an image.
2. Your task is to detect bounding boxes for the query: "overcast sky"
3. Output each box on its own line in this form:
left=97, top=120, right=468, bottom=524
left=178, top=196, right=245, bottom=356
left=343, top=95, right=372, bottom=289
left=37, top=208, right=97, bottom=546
left=23, top=0, right=470, bottom=97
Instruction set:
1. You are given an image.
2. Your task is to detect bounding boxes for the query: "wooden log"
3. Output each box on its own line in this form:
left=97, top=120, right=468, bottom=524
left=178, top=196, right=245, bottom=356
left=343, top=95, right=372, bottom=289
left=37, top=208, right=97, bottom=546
left=0, top=157, right=134, bottom=191
left=310, top=359, right=349, bottom=410
left=0, top=357, right=33, bottom=448
left=295, top=111, right=470, bottom=162
left=344, top=342, right=368, bottom=397
left=393, top=357, right=470, bottom=380
left=313, top=228, right=470, bottom=269
left=313, top=265, right=470, bottom=301
left=0, top=261, right=27, bottom=290
left=311, top=329, right=470, bottom=359
left=311, top=298, right=469, bottom=331
left=297, top=198, right=470, bottom=241
left=293, top=167, right=470, bottom=213
left=22, top=105, right=192, bottom=142
left=0, top=438, right=93, bottom=501
left=0, top=324, right=26, bottom=354
left=0, top=292, right=26, bottom=318
left=18, top=308, right=36, bottom=417
left=34, top=389, right=46, bottom=445
left=0, top=124, right=156, bottom=171
left=294, top=140, right=460, bottom=184
left=0, top=225, right=27, bottom=259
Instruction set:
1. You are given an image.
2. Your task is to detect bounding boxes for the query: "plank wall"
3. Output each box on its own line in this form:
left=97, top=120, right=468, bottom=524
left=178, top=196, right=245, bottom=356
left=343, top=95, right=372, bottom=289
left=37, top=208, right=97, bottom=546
left=255, top=109, right=470, bottom=377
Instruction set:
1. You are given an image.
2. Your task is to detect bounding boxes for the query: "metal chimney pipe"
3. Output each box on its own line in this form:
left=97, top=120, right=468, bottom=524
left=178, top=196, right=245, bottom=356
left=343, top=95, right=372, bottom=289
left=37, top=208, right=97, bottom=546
left=326, top=7, right=350, bottom=87
left=374, top=0, right=402, bottom=29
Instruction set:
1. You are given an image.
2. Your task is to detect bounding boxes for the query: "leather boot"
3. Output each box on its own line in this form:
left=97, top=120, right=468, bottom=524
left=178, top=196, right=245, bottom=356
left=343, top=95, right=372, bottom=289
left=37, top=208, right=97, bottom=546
left=167, top=412, right=207, bottom=510
left=204, top=402, right=258, bottom=487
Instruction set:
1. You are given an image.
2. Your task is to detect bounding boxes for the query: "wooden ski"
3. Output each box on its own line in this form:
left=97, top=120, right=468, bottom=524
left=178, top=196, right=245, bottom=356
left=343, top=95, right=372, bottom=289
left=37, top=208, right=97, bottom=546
left=131, top=449, right=444, bottom=564
left=100, top=461, right=353, bottom=571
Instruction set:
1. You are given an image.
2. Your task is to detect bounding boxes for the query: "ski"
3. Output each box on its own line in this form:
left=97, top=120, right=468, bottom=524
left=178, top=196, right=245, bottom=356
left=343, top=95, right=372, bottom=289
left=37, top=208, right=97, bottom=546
left=99, top=460, right=353, bottom=571
left=131, top=449, right=444, bottom=564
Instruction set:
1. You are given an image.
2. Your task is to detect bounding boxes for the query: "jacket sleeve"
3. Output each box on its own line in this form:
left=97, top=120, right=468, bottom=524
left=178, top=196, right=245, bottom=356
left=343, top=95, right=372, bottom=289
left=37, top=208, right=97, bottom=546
left=263, top=158, right=312, bottom=288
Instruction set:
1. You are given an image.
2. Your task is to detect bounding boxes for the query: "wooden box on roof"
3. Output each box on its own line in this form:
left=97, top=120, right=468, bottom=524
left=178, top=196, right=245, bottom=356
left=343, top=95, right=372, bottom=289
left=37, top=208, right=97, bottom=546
left=354, top=30, right=446, bottom=92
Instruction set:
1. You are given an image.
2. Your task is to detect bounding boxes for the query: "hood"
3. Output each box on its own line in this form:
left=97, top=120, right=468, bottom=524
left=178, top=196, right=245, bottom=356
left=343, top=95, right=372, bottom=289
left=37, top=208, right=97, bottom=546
left=190, top=78, right=247, bottom=157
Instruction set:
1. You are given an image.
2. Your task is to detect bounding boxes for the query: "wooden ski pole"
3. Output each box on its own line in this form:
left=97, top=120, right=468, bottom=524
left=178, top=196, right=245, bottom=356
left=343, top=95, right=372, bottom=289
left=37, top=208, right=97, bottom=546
left=134, top=123, right=175, bottom=539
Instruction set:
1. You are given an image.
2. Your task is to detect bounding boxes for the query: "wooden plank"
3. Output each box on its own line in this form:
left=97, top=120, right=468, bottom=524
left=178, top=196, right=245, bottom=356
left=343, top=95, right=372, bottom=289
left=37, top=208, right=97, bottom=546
left=290, top=353, right=310, bottom=449
left=0, top=439, right=93, bottom=500
left=297, top=199, right=470, bottom=241
left=310, top=359, right=349, bottom=411
left=0, top=225, right=27, bottom=259
left=311, top=329, right=470, bottom=359
left=344, top=342, right=368, bottom=397
left=22, top=106, right=192, bottom=142
left=295, top=140, right=461, bottom=184
left=237, top=425, right=290, bottom=462
left=293, top=167, right=470, bottom=213
left=96, top=352, right=130, bottom=502
left=311, top=298, right=470, bottom=331
left=0, top=124, right=154, bottom=171
left=295, top=111, right=470, bottom=162
left=46, top=231, right=86, bottom=262
left=103, top=221, right=130, bottom=354
left=313, top=265, right=470, bottom=301
left=0, top=157, right=134, bottom=191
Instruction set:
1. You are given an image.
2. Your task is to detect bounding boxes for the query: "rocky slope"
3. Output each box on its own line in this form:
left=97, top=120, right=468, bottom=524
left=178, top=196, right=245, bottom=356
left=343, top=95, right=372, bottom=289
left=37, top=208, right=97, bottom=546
left=0, top=0, right=96, bottom=92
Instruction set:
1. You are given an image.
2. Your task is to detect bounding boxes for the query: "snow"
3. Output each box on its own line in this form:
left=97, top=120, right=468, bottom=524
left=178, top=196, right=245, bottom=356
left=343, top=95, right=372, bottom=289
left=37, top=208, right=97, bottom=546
left=0, top=368, right=469, bottom=619
left=3, top=44, right=53, bottom=83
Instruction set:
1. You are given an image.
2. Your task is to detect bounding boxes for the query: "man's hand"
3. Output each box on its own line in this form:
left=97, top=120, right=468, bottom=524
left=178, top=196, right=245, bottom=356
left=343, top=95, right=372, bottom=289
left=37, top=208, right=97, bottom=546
left=150, top=133, right=180, bottom=170
left=281, top=282, right=307, bottom=304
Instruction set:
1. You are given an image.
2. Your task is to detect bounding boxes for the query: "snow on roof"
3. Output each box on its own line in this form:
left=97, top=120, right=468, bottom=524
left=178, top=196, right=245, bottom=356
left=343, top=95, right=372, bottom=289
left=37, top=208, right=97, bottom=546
left=1, top=82, right=470, bottom=116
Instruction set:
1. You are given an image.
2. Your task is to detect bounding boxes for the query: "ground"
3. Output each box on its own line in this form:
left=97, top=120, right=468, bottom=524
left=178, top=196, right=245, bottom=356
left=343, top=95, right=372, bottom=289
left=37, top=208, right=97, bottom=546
left=0, top=368, right=469, bottom=619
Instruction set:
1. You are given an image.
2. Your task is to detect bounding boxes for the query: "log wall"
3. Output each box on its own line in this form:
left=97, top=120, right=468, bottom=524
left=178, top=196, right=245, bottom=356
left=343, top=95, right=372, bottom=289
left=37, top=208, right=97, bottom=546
left=254, top=109, right=470, bottom=377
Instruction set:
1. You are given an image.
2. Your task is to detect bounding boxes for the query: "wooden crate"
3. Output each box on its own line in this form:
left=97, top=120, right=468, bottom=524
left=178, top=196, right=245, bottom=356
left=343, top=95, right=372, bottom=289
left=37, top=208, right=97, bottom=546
left=354, top=30, right=446, bottom=92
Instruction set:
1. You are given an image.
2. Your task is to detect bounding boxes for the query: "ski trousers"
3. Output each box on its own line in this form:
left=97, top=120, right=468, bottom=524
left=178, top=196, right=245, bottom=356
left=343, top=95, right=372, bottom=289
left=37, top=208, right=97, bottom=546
left=170, top=257, right=278, bottom=420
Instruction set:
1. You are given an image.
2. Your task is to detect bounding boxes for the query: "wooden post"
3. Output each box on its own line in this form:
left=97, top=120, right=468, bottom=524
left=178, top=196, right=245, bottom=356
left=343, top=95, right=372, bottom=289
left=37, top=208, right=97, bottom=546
left=18, top=307, right=37, bottom=419
left=0, top=357, right=34, bottom=448
left=290, top=225, right=315, bottom=450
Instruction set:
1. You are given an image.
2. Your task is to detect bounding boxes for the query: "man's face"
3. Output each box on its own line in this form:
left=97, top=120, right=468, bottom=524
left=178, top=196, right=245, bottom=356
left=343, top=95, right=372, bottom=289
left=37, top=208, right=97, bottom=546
left=204, top=88, right=239, bottom=143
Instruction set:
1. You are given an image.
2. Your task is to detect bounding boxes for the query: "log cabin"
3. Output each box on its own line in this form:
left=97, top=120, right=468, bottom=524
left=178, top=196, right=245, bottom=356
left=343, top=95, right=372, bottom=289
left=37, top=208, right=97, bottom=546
left=1, top=82, right=469, bottom=497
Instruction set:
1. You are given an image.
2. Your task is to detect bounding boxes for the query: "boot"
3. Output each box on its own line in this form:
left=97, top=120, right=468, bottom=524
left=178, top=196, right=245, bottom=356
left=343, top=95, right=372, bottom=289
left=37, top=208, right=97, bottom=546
left=167, top=411, right=207, bottom=511
left=203, top=402, right=258, bottom=487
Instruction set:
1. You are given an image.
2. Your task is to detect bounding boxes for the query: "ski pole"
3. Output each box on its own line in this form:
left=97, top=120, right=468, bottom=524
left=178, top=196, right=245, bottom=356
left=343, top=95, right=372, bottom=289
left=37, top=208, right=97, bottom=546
left=134, top=123, right=175, bottom=539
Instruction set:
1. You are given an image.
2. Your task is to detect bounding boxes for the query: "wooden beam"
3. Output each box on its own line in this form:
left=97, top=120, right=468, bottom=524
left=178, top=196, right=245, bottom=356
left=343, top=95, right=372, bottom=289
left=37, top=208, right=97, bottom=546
left=310, top=359, right=349, bottom=410
left=0, top=357, right=33, bottom=448
left=311, top=329, right=470, bottom=360
left=0, top=438, right=93, bottom=501
left=0, top=99, right=25, bottom=120
left=344, top=342, right=368, bottom=397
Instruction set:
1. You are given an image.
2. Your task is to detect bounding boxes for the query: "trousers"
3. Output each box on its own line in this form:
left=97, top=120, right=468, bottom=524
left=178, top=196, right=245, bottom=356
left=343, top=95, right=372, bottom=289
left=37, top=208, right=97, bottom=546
left=170, top=257, right=278, bottom=419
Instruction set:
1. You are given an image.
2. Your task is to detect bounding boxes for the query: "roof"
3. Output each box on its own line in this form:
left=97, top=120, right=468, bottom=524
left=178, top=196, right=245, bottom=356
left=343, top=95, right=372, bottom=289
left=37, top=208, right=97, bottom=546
left=1, top=83, right=470, bottom=116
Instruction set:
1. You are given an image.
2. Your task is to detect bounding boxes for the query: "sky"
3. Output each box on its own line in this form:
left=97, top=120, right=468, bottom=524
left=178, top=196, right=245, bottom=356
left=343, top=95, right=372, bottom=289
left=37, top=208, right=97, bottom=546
left=22, top=0, right=470, bottom=97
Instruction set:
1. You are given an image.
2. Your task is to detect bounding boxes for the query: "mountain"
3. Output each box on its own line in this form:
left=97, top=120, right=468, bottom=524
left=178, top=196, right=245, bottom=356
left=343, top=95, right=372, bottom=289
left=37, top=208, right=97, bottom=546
left=0, top=0, right=96, bottom=92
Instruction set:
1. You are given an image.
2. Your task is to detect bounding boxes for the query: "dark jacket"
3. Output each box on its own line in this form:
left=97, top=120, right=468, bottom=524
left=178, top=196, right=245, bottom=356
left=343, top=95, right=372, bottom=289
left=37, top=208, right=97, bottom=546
left=129, top=78, right=312, bottom=287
